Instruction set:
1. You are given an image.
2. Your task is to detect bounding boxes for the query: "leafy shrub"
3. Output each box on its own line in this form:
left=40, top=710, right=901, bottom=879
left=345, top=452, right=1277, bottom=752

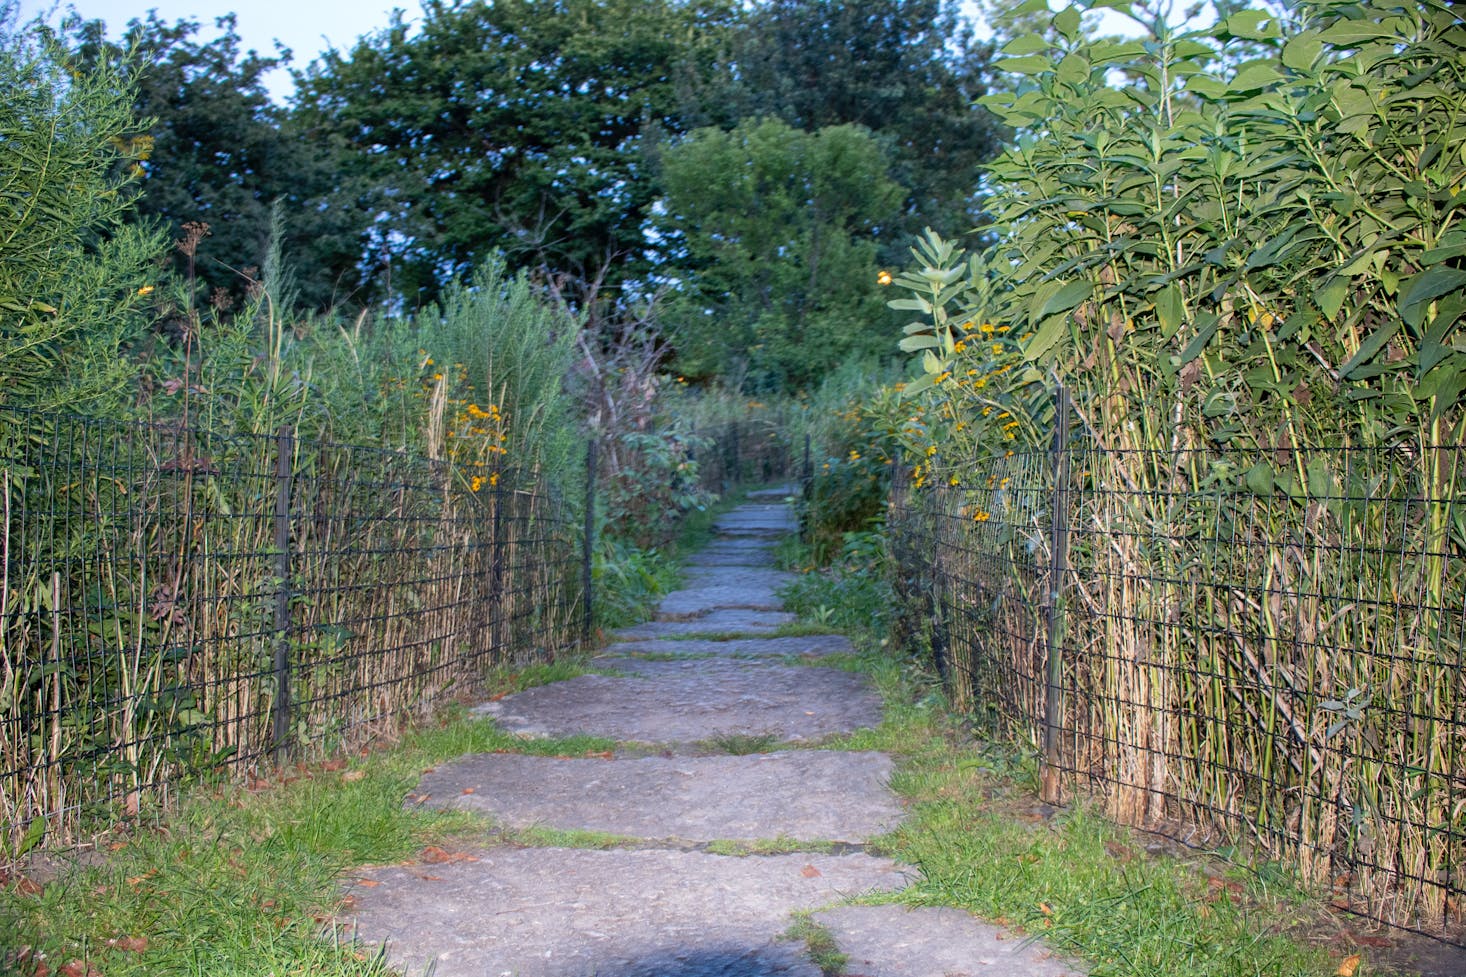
left=779, top=530, right=893, bottom=640
left=592, top=538, right=679, bottom=630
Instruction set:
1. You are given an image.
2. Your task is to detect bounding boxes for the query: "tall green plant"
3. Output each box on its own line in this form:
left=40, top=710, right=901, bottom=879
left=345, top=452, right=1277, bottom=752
left=0, top=9, right=164, bottom=415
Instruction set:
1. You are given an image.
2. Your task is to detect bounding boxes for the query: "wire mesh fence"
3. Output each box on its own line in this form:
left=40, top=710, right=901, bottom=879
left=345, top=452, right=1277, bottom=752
left=1, top=408, right=583, bottom=853
left=692, top=418, right=798, bottom=493
left=887, top=407, right=1466, bottom=935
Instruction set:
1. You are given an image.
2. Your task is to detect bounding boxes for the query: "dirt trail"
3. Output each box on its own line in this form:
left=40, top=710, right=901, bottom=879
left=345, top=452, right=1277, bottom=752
left=344, top=489, right=1086, bottom=977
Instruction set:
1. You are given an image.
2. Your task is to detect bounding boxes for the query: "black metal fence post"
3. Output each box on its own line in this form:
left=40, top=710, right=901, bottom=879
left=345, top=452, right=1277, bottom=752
left=270, top=425, right=295, bottom=760
left=582, top=438, right=596, bottom=644
left=1041, top=386, right=1072, bottom=803
left=802, top=432, right=812, bottom=499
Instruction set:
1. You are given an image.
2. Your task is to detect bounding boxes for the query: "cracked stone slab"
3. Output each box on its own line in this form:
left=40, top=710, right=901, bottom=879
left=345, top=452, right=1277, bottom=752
left=346, top=847, right=909, bottom=977
left=714, top=506, right=796, bottom=529
left=473, top=661, right=882, bottom=743
left=599, top=635, right=854, bottom=660
left=612, top=610, right=797, bottom=638
left=812, top=905, right=1087, bottom=977
left=685, top=550, right=781, bottom=567
left=410, top=750, right=904, bottom=843
left=657, top=583, right=787, bottom=619
left=682, top=566, right=795, bottom=589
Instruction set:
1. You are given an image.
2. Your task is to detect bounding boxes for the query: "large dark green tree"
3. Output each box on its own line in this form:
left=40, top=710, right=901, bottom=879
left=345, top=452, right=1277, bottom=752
left=68, top=13, right=369, bottom=312
left=661, top=117, right=902, bottom=391
left=695, top=0, right=1006, bottom=244
left=293, top=0, right=736, bottom=309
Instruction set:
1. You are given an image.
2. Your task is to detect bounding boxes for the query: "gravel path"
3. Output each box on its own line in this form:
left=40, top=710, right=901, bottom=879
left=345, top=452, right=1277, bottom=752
left=344, top=488, right=1087, bottom=977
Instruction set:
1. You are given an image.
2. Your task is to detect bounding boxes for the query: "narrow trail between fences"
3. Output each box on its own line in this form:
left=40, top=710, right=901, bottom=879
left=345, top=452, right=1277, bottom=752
left=341, top=488, right=1084, bottom=977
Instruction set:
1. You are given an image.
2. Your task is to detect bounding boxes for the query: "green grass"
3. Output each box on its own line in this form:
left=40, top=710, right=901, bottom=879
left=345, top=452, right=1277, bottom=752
left=813, top=645, right=1341, bottom=977
left=783, top=914, right=847, bottom=976
left=0, top=705, right=616, bottom=977
left=696, top=732, right=782, bottom=755
left=705, top=836, right=837, bottom=857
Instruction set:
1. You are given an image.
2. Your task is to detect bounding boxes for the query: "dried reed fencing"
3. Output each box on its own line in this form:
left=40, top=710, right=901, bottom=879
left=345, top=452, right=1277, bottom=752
left=887, top=405, right=1466, bottom=935
left=1, top=408, right=583, bottom=855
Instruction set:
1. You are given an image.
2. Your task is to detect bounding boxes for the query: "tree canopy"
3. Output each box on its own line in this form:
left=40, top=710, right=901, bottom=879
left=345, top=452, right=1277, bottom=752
left=293, top=0, right=737, bottom=308
left=661, top=117, right=902, bottom=390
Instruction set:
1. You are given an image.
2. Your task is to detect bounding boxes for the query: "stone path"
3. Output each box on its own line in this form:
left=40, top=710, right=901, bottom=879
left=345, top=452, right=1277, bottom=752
left=344, top=488, right=1086, bottom=977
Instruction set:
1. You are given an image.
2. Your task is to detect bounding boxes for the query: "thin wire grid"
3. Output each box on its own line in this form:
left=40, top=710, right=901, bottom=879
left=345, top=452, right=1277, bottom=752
left=888, top=441, right=1466, bottom=936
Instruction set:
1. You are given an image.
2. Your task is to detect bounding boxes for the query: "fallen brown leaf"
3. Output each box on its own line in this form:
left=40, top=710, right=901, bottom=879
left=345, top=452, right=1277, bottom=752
left=341, top=770, right=366, bottom=783
left=107, top=936, right=148, bottom=953
left=800, top=864, right=821, bottom=878
left=356, top=879, right=381, bottom=888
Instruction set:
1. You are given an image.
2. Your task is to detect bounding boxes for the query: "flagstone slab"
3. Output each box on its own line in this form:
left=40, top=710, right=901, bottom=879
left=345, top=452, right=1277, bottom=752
left=346, top=847, right=907, bottom=977
left=410, top=750, right=903, bottom=843
left=473, top=661, right=881, bottom=744
left=812, top=904, right=1088, bottom=977
left=612, top=610, right=798, bottom=638
left=599, top=634, right=854, bottom=660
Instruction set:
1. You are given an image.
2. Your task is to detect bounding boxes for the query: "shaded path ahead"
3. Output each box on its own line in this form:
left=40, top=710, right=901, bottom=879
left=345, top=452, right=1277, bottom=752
left=344, top=490, right=1084, bottom=977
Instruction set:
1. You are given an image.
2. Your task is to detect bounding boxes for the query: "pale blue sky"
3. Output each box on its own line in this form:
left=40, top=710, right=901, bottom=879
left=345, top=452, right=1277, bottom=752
left=16, top=0, right=406, bottom=99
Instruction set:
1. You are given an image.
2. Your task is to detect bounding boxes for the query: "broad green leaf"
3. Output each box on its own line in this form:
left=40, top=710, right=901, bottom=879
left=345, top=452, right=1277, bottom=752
left=1319, top=18, right=1405, bottom=46
left=1056, top=53, right=1090, bottom=86
left=1040, top=280, right=1090, bottom=318
left=899, top=334, right=943, bottom=352
left=1417, top=295, right=1466, bottom=375
left=1186, top=75, right=1228, bottom=100
left=1223, top=9, right=1279, bottom=40
left=996, top=55, right=1056, bottom=75
left=1154, top=284, right=1183, bottom=337
left=1245, top=462, right=1275, bottom=495
left=1178, top=313, right=1221, bottom=362
left=1339, top=319, right=1402, bottom=379
left=1282, top=33, right=1323, bottom=71
left=1314, top=278, right=1349, bottom=320
left=1400, top=267, right=1466, bottom=330
left=1053, top=6, right=1082, bottom=41
left=1023, top=312, right=1070, bottom=363
left=1001, top=35, right=1052, bottom=56
left=1229, top=61, right=1284, bottom=93
left=887, top=297, right=934, bottom=313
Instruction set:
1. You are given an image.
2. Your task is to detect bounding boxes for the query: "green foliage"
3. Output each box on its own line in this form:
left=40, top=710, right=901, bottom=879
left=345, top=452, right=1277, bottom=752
left=898, top=0, right=1466, bottom=458
left=661, top=117, right=902, bottom=392
left=694, top=0, right=1008, bottom=246
left=592, top=538, right=680, bottom=629
left=293, top=0, right=734, bottom=307
left=599, top=425, right=714, bottom=548
left=792, top=365, right=904, bottom=564
left=423, top=259, right=582, bottom=482
left=0, top=13, right=164, bottom=414
left=72, top=15, right=295, bottom=306
left=0, top=710, right=615, bottom=977
left=886, top=0, right=1466, bottom=927
left=779, top=531, right=893, bottom=639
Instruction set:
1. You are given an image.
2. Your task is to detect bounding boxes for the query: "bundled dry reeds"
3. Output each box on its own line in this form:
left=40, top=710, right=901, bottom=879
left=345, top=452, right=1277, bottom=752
left=889, top=437, right=1466, bottom=930
left=0, top=410, right=582, bottom=854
